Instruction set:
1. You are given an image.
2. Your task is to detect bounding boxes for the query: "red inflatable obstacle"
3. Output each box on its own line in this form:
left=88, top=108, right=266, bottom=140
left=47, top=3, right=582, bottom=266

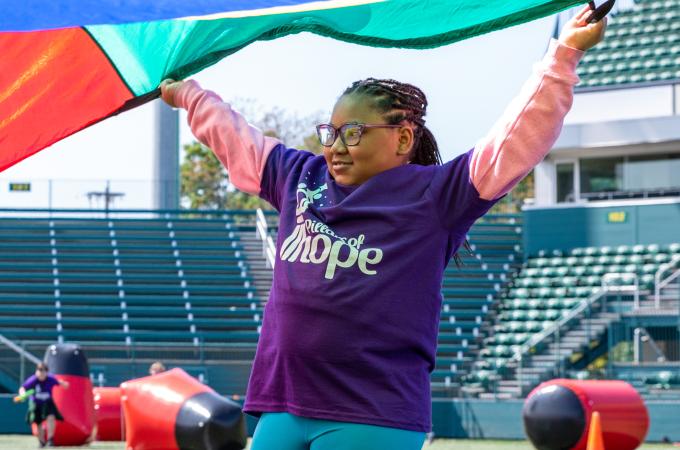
left=93, top=387, right=123, bottom=441
left=121, top=368, right=246, bottom=450
left=43, top=343, right=96, bottom=446
left=523, top=379, right=649, bottom=450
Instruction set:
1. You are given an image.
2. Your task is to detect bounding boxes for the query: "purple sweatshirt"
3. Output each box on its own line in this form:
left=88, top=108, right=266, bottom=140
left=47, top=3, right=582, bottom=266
left=172, top=39, right=583, bottom=431
left=22, top=374, right=60, bottom=405
left=247, top=147, right=497, bottom=430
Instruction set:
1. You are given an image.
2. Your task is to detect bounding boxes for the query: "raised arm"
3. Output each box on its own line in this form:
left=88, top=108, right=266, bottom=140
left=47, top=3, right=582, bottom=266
left=469, top=6, right=606, bottom=200
left=160, top=80, right=281, bottom=195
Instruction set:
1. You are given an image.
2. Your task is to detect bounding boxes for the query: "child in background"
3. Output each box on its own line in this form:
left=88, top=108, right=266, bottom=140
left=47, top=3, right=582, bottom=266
left=19, top=362, right=69, bottom=448
left=161, top=7, right=606, bottom=450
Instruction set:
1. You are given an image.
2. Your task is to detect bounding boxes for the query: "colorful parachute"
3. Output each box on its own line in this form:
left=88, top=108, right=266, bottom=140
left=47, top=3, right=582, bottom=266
left=0, top=0, right=586, bottom=172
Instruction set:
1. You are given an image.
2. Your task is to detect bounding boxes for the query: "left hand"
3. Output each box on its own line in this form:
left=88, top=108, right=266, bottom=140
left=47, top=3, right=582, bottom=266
left=559, top=5, right=608, bottom=51
left=160, top=79, right=184, bottom=108
left=60, top=379, right=70, bottom=389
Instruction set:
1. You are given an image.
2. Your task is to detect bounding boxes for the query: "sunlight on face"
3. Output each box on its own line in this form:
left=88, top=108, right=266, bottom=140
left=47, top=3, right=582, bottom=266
left=323, top=94, right=407, bottom=186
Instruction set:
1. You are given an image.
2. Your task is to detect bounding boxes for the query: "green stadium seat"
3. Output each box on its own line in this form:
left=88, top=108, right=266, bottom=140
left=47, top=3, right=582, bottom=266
left=640, top=274, right=656, bottom=288
left=536, top=287, right=553, bottom=298
left=642, top=263, right=658, bottom=274
left=554, top=266, right=570, bottom=277
left=632, top=244, right=646, bottom=254
left=587, top=265, right=606, bottom=276
left=572, top=266, right=588, bottom=277
left=581, top=256, right=596, bottom=266
left=645, top=371, right=680, bottom=390
left=525, top=321, right=543, bottom=333
left=628, top=254, right=645, bottom=265
left=544, top=309, right=561, bottom=321
left=524, top=268, right=540, bottom=278
left=584, top=275, right=601, bottom=286
left=553, top=287, right=568, bottom=298
left=527, top=299, right=544, bottom=310
left=654, top=253, right=671, bottom=264
left=596, top=255, right=615, bottom=265
left=549, top=257, right=565, bottom=267
left=616, top=245, right=632, bottom=255
left=527, top=310, right=544, bottom=321
left=537, top=277, right=553, bottom=288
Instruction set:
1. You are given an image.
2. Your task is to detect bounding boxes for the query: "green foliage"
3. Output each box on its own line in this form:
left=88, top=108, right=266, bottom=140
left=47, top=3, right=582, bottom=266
left=489, top=170, right=535, bottom=214
left=180, top=142, right=229, bottom=209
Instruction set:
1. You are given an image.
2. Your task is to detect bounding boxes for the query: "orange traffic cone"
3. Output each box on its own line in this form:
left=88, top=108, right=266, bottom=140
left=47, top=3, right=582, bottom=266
left=587, top=411, right=605, bottom=450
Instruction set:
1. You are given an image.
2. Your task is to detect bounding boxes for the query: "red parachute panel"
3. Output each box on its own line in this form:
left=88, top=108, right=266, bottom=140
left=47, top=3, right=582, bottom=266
left=0, top=27, right=131, bottom=172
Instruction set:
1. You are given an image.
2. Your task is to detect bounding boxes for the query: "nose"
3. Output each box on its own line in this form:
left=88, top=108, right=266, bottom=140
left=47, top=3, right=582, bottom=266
left=330, top=134, right=348, bottom=154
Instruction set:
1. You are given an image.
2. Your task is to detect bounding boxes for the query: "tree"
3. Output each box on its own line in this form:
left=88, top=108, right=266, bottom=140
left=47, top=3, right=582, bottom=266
left=180, top=142, right=228, bottom=210
left=180, top=100, right=324, bottom=210
left=489, top=170, right=535, bottom=214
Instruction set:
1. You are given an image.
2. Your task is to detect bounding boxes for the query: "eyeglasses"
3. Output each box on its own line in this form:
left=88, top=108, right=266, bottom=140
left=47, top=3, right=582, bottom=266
left=316, top=123, right=402, bottom=147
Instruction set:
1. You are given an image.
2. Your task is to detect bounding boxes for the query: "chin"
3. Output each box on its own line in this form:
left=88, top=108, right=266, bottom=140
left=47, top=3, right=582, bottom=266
left=334, top=175, right=358, bottom=186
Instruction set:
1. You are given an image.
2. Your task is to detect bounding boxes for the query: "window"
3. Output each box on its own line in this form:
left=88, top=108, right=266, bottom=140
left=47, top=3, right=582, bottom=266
left=580, top=157, right=623, bottom=195
left=556, top=162, right=575, bottom=203
left=578, top=153, right=680, bottom=201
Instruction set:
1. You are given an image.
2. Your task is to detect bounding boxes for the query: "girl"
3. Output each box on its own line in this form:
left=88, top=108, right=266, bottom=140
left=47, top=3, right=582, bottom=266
left=19, top=362, right=70, bottom=448
left=161, top=7, right=606, bottom=450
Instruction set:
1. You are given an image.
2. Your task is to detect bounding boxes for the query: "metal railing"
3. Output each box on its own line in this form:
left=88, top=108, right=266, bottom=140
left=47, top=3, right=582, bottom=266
left=514, top=289, right=608, bottom=384
left=0, top=334, right=42, bottom=387
left=602, top=272, right=639, bottom=309
left=256, top=208, right=276, bottom=269
left=654, top=255, right=680, bottom=308
left=514, top=274, right=641, bottom=393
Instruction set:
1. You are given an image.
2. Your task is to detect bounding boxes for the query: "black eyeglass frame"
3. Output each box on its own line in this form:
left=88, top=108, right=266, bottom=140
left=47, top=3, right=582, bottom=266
left=315, top=123, right=402, bottom=147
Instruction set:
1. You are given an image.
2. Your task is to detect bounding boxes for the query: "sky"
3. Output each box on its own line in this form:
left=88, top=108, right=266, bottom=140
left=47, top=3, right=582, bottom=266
left=0, top=12, right=561, bottom=209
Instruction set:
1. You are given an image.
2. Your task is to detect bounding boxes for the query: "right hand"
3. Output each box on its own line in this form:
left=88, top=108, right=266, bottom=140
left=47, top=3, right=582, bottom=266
left=160, top=79, right=184, bottom=108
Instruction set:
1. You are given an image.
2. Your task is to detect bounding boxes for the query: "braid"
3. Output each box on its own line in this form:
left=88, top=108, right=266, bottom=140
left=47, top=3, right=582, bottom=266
left=341, top=78, right=468, bottom=267
left=342, top=78, right=442, bottom=166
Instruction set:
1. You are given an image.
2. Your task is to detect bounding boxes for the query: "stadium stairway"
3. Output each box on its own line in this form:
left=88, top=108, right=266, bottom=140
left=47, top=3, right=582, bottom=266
left=465, top=243, right=680, bottom=399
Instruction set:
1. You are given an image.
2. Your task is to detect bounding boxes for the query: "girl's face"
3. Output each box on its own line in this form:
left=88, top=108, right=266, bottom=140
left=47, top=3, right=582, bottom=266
left=324, top=94, right=412, bottom=186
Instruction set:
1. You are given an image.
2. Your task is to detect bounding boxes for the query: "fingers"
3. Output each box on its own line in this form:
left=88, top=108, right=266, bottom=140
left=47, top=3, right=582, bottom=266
left=574, top=4, right=592, bottom=22
left=160, top=79, right=182, bottom=107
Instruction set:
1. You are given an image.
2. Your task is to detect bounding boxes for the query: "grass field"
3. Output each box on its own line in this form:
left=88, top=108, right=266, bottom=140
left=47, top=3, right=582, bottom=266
left=1, top=435, right=677, bottom=449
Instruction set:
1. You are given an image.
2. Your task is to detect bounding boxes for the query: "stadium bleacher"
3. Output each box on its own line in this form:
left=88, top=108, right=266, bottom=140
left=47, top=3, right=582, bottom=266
left=0, top=213, right=261, bottom=350
left=0, top=210, right=522, bottom=397
left=1, top=208, right=676, bottom=405
left=465, top=242, right=680, bottom=398
left=577, top=0, right=680, bottom=88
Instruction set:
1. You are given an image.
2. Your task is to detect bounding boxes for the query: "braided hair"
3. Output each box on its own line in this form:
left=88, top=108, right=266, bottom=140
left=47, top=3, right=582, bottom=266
left=340, top=78, right=471, bottom=267
left=341, top=78, right=442, bottom=166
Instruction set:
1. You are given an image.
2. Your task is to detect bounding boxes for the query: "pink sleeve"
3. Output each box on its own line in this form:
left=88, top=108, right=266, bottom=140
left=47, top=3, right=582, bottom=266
left=174, top=80, right=281, bottom=196
left=469, top=39, right=584, bottom=200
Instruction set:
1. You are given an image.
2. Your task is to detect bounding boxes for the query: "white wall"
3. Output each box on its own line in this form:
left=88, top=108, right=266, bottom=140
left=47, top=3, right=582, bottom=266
left=565, top=85, right=675, bottom=125
left=534, top=160, right=555, bottom=206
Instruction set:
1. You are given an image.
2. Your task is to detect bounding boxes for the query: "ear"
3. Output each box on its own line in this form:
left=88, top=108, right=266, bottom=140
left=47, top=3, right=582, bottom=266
left=396, top=126, right=414, bottom=156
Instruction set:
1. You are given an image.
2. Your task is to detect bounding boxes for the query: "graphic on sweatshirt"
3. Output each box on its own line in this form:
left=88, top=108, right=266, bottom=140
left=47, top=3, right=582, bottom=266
left=279, top=182, right=383, bottom=279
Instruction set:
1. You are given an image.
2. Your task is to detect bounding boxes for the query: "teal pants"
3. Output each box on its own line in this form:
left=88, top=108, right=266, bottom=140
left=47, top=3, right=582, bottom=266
left=250, top=412, right=426, bottom=450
